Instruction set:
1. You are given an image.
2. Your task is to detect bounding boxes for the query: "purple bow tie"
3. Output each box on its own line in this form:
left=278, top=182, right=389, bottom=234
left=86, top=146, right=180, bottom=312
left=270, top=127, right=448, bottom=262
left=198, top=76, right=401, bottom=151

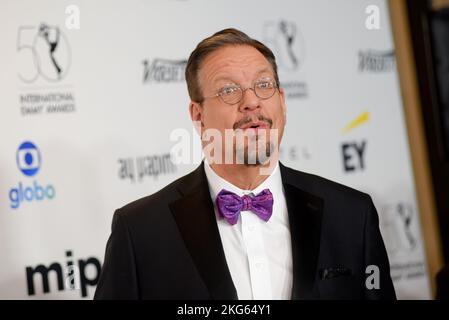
left=215, top=189, right=274, bottom=225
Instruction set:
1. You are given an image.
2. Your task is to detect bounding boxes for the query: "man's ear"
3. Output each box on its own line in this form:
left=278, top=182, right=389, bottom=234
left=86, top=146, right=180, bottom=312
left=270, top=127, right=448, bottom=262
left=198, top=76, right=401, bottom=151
left=189, top=101, right=204, bottom=135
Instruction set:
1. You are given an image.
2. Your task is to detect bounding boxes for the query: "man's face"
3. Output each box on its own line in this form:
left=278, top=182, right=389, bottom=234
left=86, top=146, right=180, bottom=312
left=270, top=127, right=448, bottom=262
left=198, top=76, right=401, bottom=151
left=190, top=45, right=286, bottom=165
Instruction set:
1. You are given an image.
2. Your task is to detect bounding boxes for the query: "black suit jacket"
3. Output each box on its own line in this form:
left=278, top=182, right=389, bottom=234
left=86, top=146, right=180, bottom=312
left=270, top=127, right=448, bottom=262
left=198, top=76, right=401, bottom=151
left=94, top=162, right=396, bottom=299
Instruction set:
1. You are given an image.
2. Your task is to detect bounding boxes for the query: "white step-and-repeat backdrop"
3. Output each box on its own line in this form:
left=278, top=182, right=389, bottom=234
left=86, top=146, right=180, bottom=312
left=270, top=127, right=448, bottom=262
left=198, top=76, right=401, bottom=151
left=0, top=0, right=431, bottom=299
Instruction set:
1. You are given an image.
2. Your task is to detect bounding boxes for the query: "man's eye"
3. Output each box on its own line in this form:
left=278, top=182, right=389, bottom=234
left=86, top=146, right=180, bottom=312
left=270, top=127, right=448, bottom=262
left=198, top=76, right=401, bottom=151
left=221, top=87, right=239, bottom=95
left=257, top=81, right=273, bottom=89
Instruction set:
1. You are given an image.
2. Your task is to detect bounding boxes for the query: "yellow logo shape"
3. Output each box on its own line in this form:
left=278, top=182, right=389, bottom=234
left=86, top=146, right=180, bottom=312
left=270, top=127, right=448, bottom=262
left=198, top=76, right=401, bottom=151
left=342, top=111, right=370, bottom=133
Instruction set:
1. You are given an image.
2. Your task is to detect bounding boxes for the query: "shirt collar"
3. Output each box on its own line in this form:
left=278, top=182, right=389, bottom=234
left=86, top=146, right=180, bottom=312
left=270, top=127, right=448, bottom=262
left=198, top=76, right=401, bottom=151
left=203, top=158, right=282, bottom=202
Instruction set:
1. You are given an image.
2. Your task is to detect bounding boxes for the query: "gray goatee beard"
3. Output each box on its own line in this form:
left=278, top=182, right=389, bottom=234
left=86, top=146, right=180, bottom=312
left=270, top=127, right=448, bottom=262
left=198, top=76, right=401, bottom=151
left=236, top=140, right=276, bottom=166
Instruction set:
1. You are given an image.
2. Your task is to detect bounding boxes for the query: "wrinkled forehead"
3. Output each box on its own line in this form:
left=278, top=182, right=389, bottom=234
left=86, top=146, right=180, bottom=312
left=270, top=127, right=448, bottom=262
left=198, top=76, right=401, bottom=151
left=198, top=45, right=274, bottom=88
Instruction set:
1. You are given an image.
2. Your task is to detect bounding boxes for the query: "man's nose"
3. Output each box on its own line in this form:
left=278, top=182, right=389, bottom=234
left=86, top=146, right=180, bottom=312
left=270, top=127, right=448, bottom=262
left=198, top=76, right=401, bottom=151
left=239, top=88, right=260, bottom=112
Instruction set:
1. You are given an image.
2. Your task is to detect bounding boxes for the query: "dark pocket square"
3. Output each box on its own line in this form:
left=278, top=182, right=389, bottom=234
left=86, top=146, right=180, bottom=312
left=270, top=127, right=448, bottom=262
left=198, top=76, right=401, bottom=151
left=319, top=267, right=352, bottom=280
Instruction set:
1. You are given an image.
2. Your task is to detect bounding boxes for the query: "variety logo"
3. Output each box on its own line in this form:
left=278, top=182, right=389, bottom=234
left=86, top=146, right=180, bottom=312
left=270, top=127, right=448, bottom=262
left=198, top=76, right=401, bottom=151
left=263, top=20, right=308, bottom=99
left=142, top=58, right=187, bottom=83
left=26, top=250, right=101, bottom=298
left=358, top=49, right=395, bottom=72
left=9, top=141, right=56, bottom=209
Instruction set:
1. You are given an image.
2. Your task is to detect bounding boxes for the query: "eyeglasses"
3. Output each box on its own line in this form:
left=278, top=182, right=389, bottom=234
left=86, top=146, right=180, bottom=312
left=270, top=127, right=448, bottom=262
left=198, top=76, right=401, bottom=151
left=201, top=77, right=279, bottom=105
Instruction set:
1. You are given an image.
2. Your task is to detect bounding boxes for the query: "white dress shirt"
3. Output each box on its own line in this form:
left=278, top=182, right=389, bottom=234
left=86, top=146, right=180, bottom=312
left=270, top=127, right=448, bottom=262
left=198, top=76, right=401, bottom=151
left=203, top=160, right=293, bottom=300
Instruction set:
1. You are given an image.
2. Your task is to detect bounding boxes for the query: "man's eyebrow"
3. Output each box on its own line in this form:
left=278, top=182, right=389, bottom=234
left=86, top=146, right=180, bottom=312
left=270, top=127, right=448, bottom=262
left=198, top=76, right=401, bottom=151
left=213, top=76, right=236, bottom=85
left=212, top=68, right=274, bottom=86
left=255, top=68, right=273, bottom=76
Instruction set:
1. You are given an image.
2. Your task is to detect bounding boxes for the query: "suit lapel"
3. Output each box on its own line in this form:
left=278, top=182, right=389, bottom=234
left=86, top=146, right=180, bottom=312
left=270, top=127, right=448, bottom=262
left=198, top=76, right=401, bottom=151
left=169, top=163, right=237, bottom=300
left=169, top=162, right=323, bottom=300
left=280, top=163, right=324, bottom=299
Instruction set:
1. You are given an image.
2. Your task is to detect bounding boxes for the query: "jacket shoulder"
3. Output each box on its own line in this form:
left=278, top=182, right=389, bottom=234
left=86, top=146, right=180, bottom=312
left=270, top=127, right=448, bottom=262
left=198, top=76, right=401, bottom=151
left=280, top=164, right=372, bottom=204
left=115, top=165, right=200, bottom=221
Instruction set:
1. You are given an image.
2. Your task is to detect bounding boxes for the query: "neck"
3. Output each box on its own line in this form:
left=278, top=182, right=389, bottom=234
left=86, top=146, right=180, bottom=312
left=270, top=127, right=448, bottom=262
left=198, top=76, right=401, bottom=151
left=209, top=161, right=277, bottom=190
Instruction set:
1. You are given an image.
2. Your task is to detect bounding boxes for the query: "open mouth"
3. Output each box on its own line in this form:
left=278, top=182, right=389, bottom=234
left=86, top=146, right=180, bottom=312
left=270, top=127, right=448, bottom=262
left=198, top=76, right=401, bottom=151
left=240, top=121, right=270, bottom=130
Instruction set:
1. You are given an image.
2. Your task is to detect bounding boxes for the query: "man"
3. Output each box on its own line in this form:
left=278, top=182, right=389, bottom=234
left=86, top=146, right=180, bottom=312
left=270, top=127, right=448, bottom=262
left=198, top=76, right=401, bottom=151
left=94, top=28, right=396, bottom=300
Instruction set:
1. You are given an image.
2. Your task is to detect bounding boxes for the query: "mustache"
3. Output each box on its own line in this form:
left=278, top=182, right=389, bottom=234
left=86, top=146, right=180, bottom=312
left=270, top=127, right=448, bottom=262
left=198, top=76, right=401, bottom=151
left=233, top=115, right=273, bottom=130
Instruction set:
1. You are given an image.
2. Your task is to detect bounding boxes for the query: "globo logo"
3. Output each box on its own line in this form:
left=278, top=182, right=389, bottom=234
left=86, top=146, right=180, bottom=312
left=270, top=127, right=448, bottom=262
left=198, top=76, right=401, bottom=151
left=9, top=181, right=55, bottom=209
left=16, top=141, right=41, bottom=176
left=9, top=141, right=56, bottom=209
